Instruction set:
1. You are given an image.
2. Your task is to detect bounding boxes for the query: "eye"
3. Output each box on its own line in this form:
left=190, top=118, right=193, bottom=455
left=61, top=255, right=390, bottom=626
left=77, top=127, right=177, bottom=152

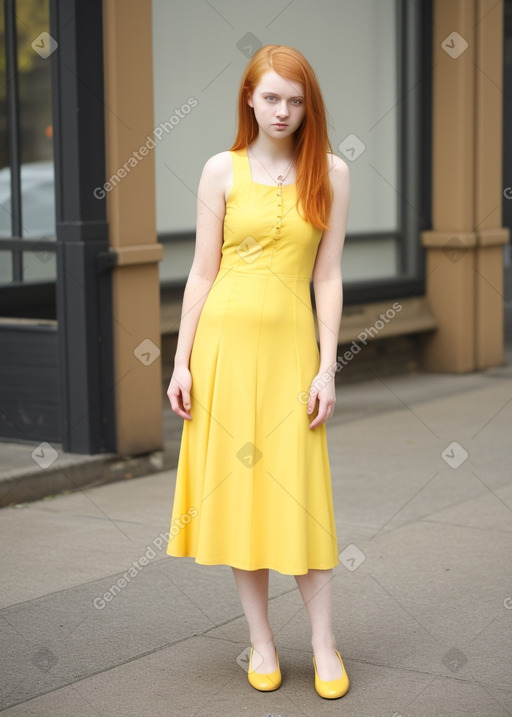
left=266, top=95, right=277, bottom=102
left=291, top=99, right=303, bottom=105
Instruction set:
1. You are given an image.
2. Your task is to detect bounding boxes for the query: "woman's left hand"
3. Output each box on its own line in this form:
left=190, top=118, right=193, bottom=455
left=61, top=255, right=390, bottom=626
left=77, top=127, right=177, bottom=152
left=307, top=374, right=336, bottom=429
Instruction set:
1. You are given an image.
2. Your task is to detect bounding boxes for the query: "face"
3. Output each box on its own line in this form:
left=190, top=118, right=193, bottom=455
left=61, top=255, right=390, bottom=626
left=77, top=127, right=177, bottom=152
left=247, top=70, right=306, bottom=139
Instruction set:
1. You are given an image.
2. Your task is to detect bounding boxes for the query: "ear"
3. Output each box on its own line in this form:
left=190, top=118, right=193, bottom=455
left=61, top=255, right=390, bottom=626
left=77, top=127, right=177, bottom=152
left=247, top=92, right=254, bottom=108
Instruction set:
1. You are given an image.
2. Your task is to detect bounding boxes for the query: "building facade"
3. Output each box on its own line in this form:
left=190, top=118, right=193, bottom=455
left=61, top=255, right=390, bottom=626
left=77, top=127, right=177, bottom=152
left=0, top=0, right=509, bottom=455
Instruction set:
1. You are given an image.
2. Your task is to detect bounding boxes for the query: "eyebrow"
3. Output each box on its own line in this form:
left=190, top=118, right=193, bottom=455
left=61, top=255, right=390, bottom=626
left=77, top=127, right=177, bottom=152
left=261, top=91, right=305, bottom=99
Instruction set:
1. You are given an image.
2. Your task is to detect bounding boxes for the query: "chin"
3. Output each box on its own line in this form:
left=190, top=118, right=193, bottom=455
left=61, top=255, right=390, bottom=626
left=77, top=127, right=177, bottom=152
left=270, top=126, right=295, bottom=135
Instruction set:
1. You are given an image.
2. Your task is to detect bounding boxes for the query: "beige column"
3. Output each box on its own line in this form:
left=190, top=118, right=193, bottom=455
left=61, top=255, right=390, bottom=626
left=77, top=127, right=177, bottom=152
left=473, top=0, right=509, bottom=368
left=420, top=0, right=509, bottom=372
left=102, top=0, right=163, bottom=454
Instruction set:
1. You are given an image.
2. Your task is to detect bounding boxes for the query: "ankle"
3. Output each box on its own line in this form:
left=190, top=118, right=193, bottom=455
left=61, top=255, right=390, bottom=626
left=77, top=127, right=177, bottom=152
left=250, top=631, right=275, bottom=651
left=312, top=634, right=336, bottom=651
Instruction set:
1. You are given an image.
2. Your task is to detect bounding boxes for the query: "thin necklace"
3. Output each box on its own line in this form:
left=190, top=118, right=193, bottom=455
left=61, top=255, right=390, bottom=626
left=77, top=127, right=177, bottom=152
left=247, top=147, right=296, bottom=188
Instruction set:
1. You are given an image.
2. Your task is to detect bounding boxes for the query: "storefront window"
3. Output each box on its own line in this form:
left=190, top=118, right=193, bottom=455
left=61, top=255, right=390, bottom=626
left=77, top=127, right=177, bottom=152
left=0, top=0, right=56, bottom=284
left=152, top=0, right=428, bottom=297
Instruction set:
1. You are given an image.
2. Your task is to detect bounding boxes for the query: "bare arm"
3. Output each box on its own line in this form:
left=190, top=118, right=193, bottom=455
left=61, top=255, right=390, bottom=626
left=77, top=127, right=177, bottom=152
left=307, top=155, right=350, bottom=429
left=168, top=152, right=230, bottom=418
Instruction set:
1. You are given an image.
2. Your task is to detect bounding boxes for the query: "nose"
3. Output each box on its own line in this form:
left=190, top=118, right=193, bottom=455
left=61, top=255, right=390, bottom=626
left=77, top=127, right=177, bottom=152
left=275, top=100, right=289, bottom=119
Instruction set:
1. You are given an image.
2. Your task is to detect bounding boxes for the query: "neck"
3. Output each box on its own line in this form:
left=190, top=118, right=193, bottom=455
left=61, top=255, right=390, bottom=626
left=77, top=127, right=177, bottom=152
left=248, top=132, right=296, bottom=163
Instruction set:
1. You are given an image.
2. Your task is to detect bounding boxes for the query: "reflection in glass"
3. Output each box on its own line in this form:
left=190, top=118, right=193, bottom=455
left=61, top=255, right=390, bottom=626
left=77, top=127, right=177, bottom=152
left=0, top=0, right=55, bottom=240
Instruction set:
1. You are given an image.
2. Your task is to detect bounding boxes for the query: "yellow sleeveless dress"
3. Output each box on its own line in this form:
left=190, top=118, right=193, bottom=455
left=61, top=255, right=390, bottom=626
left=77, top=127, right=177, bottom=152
left=166, top=147, right=339, bottom=575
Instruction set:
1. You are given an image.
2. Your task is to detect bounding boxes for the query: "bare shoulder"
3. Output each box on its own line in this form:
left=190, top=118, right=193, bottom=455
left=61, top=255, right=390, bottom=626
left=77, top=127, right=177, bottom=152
left=201, top=151, right=232, bottom=180
left=326, top=152, right=350, bottom=201
left=198, top=152, right=232, bottom=202
left=195, top=152, right=232, bottom=205
left=327, top=152, right=349, bottom=178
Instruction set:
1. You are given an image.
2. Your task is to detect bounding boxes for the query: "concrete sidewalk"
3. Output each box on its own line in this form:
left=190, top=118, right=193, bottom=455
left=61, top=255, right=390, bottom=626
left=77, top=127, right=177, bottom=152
left=0, top=363, right=511, bottom=716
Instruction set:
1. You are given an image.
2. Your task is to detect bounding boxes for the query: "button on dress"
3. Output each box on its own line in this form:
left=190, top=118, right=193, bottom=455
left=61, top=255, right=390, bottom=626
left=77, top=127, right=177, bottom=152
left=166, top=147, right=339, bottom=575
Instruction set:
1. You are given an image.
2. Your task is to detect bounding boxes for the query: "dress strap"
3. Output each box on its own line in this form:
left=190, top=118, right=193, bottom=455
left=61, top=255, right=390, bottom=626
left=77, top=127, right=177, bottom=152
left=230, top=147, right=251, bottom=186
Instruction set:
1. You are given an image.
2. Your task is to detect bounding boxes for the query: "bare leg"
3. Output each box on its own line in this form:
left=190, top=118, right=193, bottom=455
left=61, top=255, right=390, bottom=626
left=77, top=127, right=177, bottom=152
left=232, top=567, right=278, bottom=673
left=294, top=568, right=343, bottom=681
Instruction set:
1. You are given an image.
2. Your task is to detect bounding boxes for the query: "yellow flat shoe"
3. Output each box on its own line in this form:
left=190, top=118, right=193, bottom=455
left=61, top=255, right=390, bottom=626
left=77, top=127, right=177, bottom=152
left=248, top=646, right=282, bottom=692
left=313, top=649, right=349, bottom=699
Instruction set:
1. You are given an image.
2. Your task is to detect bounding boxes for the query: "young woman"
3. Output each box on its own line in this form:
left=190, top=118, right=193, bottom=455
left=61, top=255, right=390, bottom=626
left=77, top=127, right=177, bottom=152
left=167, top=44, right=350, bottom=700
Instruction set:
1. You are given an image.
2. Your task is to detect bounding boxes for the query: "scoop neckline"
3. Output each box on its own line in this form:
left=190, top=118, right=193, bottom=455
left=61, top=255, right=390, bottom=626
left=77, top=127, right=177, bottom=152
left=242, top=147, right=296, bottom=188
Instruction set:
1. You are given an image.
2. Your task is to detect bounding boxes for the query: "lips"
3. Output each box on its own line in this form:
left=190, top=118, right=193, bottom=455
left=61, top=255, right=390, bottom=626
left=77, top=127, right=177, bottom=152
left=273, top=123, right=288, bottom=128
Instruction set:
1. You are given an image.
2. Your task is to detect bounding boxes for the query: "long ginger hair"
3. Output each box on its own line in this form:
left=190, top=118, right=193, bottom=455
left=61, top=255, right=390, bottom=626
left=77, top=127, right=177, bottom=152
left=230, top=45, right=333, bottom=230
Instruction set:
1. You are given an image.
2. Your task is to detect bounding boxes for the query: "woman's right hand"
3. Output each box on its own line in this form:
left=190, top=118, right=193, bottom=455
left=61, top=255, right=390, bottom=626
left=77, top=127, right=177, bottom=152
left=167, top=365, right=192, bottom=420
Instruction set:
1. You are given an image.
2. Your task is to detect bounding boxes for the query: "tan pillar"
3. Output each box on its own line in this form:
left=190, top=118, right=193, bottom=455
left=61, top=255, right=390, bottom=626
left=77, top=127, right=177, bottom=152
left=420, top=0, right=509, bottom=372
left=102, top=0, right=163, bottom=454
left=474, top=0, right=509, bottom=368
